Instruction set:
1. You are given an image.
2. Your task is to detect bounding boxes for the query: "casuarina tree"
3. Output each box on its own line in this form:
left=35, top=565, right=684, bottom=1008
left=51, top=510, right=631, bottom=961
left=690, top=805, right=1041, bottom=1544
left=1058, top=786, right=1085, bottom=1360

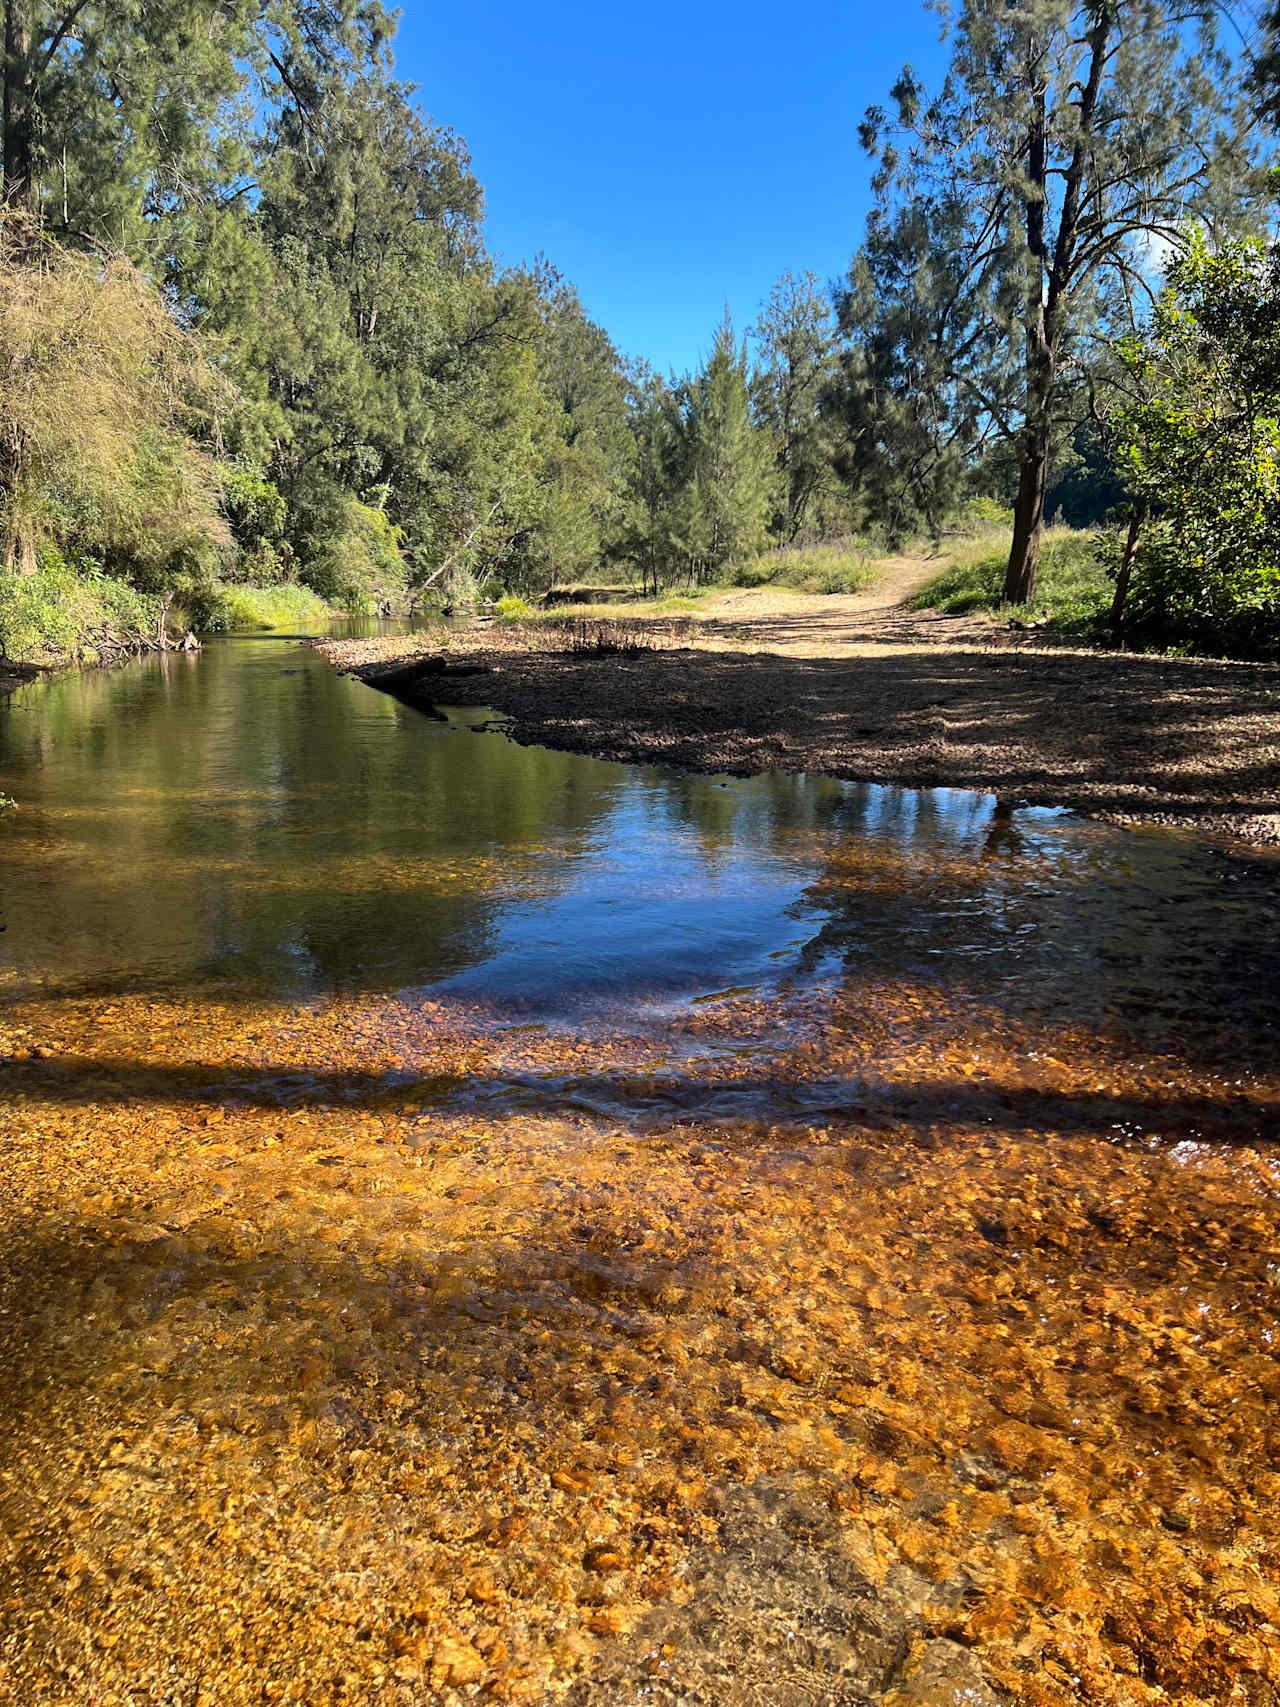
left=846, top=0, right=1252, bottom=602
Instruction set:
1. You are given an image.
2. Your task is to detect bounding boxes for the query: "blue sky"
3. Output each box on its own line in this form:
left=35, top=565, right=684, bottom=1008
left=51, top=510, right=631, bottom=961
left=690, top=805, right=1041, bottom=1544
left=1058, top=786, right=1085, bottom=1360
left=394, top=0, right=950, bottom=376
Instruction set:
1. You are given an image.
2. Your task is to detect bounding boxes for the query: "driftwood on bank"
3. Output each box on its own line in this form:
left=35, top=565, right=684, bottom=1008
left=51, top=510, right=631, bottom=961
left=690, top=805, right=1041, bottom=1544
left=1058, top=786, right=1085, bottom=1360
left=0, top=626, right=199, bottom=694
left=85, top=626, right=201, bottom=662
left=364, top=654, right=494, bottom=718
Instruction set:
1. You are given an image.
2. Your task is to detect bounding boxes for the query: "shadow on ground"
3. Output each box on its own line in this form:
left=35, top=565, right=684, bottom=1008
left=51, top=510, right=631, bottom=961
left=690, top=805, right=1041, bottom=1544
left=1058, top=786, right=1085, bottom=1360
left=458, top=643, right=1280, bottom=833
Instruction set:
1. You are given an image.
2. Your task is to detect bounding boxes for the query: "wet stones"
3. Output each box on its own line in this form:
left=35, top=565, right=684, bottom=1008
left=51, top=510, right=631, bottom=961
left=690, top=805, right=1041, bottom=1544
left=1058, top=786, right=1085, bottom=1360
left=565, top=1476, right=932, bottom=1707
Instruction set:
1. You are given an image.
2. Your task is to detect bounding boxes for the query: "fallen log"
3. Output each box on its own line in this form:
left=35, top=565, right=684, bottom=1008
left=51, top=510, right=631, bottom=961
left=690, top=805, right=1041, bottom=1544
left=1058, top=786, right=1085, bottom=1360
left=363, top=655, right=495, bottom=720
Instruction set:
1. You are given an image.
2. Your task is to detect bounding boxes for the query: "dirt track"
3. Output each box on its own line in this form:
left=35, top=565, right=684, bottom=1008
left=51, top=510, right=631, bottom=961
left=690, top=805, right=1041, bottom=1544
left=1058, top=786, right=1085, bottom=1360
left=318, top=580, right=1280, bottom=845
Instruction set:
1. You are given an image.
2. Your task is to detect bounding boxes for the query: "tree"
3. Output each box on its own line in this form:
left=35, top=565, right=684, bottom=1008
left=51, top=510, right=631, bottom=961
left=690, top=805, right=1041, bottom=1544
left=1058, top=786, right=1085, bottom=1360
left=669, top=314, right=774, bottom=582
left=829, top=207, right=975, bottom=544
left=1106, top=235, right=1280, bottom=652
left=850, top=0, right=1251, bottom=602
left=620, top=361, right=680, bottom=595
left=1, top=0, right=393, bottom=245
left=515, top=271, right=633, bottom=592
left=0, top=216, right=227, bottom=582
left=752, top=271, right=838, bottom=541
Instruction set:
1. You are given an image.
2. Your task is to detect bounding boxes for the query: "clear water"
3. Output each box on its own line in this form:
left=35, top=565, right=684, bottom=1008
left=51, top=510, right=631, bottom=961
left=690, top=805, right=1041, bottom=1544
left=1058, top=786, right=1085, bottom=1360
left=0, top=631, right=1277, bottom=1060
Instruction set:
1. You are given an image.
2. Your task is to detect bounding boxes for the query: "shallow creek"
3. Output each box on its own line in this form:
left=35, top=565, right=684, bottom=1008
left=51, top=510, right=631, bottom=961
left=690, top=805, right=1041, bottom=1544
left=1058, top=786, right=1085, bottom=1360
left=0, top=632, right=1278, bottom=1707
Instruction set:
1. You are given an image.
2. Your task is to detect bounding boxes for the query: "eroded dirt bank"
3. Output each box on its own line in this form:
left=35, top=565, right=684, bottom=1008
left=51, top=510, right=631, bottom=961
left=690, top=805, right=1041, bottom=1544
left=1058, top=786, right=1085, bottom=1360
left=317, top=625, right=1280, bottom=844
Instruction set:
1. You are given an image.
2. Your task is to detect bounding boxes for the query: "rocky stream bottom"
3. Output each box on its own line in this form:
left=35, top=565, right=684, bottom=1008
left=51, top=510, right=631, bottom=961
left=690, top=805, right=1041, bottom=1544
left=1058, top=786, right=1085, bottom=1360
left=0, top=945, right=1277, bottom=1707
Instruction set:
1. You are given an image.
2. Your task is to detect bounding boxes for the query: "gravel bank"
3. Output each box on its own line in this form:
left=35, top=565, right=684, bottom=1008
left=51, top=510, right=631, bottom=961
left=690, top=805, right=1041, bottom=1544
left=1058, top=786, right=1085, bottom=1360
left=316, top=626, right=1280, bottom=845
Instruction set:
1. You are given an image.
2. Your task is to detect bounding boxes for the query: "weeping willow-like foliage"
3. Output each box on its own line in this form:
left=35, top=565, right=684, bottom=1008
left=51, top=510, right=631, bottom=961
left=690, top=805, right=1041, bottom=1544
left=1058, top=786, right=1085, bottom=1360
left=0, top=217, right=228, bottom=580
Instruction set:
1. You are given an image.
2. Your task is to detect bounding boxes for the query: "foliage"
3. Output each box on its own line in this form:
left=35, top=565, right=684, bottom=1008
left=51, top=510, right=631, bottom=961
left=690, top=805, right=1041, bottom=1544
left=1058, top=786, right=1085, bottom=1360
left=495, top=594, right=533, bottom=620
left=185, top=582, right=333, bottom=634
left=954, top=496, right=1015, bottom=533
left=1107, top=237, right=1280, bottom=654
left=0, top=0, right=1271, bottom=662
left=1043, top=423, right=1129, bottom=529
left=730, top=540, right=878, bottom=595
left=751, top=272, right=843, bottom=541
left=0, top=548, right=163, bottom=661
left=0, top=218, right=229, bottom=584
left=305, top=498, right=408, bottom=612
left=512, top=273, right=634, bottom=593
left=837, top=0, right=1251, bottom=600
left=910, top=529, right=1112, bottom=631
left=676, top=315, right=775, bottom=581
left=221, top=467, right=289, bottom=574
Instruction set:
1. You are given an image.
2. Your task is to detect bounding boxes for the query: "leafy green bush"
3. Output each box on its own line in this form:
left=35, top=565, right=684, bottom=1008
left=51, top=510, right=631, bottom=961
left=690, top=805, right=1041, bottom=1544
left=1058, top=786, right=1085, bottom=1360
left=188, top=582, right=332, bottom=633
left=727, top=540, right=877, bottom=594
left=1108, top=239, right=1280, bottom=657
left=305, top=499, right=408, bottom=613
left=910, top=529, right=1112, bottom=631
left=495, top=594, right=533, bottom=619
left=222, top=466, right=287, bottom=575
left=0, top=549, right=163, bottom=662
left=954, top=495, right=1015, bottom=531
left=0, top=228, right=229, bottom=585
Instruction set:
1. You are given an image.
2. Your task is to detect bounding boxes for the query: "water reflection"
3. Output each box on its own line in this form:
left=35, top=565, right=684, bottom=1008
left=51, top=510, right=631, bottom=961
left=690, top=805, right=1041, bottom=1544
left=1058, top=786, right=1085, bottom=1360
left=0, top=634, right=1277, bottom=1068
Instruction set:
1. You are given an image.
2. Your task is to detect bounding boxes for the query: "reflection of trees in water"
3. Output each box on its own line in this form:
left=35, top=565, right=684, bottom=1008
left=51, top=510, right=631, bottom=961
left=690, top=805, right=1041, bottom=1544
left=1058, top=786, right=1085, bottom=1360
left=6, top=647, right=1280, bottom=1071
left=2, top=647, right=905, bottom=1002
left=0, top=644, right=636, bottom=996
left=982, top=799, right=1025, bottom=860
left=787, top=792, right=1280, bottom=1075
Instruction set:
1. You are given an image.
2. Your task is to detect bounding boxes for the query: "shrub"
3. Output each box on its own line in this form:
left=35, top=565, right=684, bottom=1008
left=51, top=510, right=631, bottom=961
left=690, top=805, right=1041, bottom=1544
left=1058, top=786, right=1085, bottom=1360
left=910, top=529, right=1112, bottom=632
left=727, top=540, right=877, bottom=594
left=305, top=499, right=408, bottom=612
left=0, top=548, right=163, bottom=662
left=187, top=582, right=332, bottom=633
left=0, top=216, right=229, bottom=584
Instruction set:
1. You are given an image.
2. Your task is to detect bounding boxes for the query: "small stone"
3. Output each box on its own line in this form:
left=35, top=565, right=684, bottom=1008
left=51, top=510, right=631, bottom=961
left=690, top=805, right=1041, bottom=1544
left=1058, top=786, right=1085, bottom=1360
left=888, top=1639, right=1002, bottom=1706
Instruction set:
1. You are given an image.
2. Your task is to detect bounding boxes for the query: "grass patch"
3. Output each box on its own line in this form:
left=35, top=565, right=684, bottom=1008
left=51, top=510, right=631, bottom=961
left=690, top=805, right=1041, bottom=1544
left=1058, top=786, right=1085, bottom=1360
left=494, top=594, right=534, bottom=620
left=189, top=583, right=334, bottom=633
left=728, top=539, right=879, bottom=595
left=909, top=528, right=1112, bottom=632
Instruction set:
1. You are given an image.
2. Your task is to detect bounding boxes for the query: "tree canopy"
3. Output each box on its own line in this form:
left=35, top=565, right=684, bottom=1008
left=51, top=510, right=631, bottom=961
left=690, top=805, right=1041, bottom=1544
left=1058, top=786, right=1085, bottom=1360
left=837, top=0, right=1252, bottom=599
left=0, top=0, right=1277, bottom=652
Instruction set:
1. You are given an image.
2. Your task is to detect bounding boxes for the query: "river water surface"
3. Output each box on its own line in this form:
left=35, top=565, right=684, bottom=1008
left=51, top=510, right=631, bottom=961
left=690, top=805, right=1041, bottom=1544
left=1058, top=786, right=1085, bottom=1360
left=1, top=630, right=1276, bottom=1049
left=1, top=630, right=1279, bottom=1707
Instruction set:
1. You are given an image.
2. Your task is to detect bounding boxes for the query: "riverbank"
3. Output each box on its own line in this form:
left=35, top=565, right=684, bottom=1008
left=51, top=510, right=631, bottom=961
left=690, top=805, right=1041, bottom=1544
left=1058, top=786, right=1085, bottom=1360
left=316, top=608, right=1280, bottom=845
left=0, top=567, right=340, bottom=689
left=0, top=661, right=39, bottom=696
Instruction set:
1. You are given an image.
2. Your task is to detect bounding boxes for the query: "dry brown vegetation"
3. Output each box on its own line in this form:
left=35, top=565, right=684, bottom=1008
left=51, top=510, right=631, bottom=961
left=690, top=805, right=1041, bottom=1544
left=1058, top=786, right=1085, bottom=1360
left=0, top=217, right=227, bottom=578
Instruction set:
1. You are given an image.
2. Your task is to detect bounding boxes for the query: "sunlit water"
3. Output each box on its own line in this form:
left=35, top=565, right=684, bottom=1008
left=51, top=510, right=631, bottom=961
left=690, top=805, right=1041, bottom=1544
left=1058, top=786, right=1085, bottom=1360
left=4, top=630, right=1280, bottom=1707
left=0, top=630, right=1277, bottom=1060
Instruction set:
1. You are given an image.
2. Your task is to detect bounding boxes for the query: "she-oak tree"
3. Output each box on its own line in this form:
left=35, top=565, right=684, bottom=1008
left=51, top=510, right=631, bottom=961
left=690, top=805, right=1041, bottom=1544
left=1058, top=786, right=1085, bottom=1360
left=847, top=0, right=1250, bottom=603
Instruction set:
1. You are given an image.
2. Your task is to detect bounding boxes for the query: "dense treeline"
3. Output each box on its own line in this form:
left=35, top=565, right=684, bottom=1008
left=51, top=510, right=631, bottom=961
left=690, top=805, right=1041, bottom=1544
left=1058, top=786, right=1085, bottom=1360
left=1, top=0, right=1279, bottom=654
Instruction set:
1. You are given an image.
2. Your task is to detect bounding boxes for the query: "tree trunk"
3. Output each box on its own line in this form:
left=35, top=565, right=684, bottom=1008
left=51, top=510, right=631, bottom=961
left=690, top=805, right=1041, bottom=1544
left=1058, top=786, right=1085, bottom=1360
left=3, top=0, right=36, bottom=210
left=1, top=437, right=27, bottom=572
left=1004, top=429, right=1049, bottom=605
left=1109, top=500, right=1146, bottom=636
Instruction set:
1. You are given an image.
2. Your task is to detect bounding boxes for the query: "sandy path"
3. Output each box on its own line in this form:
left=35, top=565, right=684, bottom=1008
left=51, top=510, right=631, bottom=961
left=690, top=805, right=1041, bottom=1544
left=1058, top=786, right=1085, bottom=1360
left=683, top=557, right=952, bottom=655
